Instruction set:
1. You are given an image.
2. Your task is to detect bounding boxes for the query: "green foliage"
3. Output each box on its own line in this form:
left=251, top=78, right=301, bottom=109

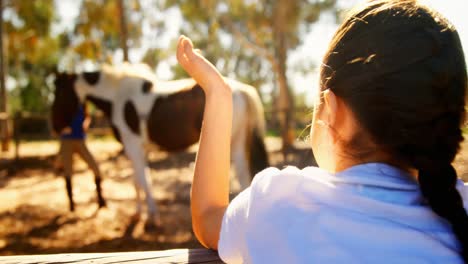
left=72, top=0, right=143, bottom=62
left=4, top=0, right=145, bottom=114
left=141, top=48, right=168, bottom=69
left=4, top=0, right=59, bottom=114
left=4, top=0, right=55, bottom=36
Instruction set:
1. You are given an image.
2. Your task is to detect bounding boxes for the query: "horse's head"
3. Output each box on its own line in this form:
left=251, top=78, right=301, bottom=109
left=51, top=72, right=79, bottom=133
left=74, top=64, right=157, bottom=108
left=70, top=70, right=111, bottom=102
left=73, top=65, right=151, bottom=101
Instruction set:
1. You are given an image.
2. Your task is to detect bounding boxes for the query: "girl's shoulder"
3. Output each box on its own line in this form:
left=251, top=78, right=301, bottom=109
left=249, top=166, right=328, bottom=201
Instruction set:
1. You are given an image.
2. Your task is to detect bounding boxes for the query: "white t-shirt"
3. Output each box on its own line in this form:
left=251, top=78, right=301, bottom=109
left=218, top=163, right=468, bottom=264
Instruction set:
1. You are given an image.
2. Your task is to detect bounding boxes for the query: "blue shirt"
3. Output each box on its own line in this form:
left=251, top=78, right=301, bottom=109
left=61, top=105, right=86, bottom=139
left=218, top=163, right=468, bottom=263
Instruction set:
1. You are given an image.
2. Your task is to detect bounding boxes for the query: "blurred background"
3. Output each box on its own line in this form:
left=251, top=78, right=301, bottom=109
left=0, top=0, right=466, bottom=256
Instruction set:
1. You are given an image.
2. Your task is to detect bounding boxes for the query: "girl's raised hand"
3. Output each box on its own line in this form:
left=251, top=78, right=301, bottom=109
left=177, top=35, right=232, bottom=249
left=176, top=35, right=229, bottom=96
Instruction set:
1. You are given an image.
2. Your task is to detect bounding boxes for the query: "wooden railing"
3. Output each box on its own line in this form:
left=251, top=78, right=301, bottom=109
left=0, top=248, right=224, bottom=264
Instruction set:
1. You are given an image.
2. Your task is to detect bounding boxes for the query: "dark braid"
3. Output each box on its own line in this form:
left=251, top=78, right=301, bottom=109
left=410, top=113, right=468, bottom=259
left=321, top=0, right=468, bottom=261
left=419, top=165, right=468, bottom=256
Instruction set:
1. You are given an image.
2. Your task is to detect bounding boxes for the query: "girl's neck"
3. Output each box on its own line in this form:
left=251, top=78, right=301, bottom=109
left=332, top=149, right=418, bottom=180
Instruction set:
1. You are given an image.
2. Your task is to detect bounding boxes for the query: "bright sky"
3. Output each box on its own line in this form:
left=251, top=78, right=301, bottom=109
left=54, top=0, right=468, bottom=105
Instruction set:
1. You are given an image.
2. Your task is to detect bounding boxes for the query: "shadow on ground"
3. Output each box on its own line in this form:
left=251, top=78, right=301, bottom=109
left=0, top=138, right=316, bottom=255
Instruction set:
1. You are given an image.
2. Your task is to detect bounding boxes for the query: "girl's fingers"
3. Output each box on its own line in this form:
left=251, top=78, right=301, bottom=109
left=183, top=36, right=193, bottom=51
left=176, top=35, right=226, bottom=91
left=176, top=37, right=187, bottom=63
left=178, top=37, right=201, bottom=70
left=177, top=36, right=199, bottom=69
left=183, top=38, right=199, bottom=62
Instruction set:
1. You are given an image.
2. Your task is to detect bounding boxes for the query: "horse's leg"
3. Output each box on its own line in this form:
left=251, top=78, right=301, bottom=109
left=76, top=141, right=106, bottom=208
left=123, top=136, right=159, bottom=226
left=131, top=180, right=142, bottom=221
left=141, top=167, right=160, bottom=230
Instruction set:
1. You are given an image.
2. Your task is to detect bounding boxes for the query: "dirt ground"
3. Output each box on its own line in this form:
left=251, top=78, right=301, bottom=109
left=0, top=137, right=315, bottom=255
left=0, top=136, right=467, bottom=256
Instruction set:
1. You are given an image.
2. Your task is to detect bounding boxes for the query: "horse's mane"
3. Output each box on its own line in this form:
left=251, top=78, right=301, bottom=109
left=100, top=62, right=158, bottom=83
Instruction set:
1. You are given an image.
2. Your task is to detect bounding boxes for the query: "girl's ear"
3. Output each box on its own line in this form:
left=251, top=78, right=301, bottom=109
left=323, top=89, right=338, bottom=127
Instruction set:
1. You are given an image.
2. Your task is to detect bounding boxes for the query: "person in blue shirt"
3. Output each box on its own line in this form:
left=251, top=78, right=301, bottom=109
left=58, top=103, right=105, bottom=212
left=176, top=0, right=468, bottom=262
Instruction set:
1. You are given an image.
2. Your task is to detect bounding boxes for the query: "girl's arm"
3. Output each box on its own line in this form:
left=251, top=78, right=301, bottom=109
left=177, top=36, right=231, bottom=249
left=82, top=104, right=92, bottom=131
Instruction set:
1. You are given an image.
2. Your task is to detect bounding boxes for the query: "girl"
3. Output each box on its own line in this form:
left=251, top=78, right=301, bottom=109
left=177, top=0, right=468, bottom=262
left=55, top=102, right=105, bottom=212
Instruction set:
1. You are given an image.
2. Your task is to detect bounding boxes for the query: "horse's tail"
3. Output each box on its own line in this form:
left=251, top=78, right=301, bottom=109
left=239, top=84, right=269, bottom=179
left=249, top=124, right=269, bottom=179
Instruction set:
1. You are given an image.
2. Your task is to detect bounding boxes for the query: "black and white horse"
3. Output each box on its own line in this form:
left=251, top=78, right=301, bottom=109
left=52, top=63, right=269, bottom=226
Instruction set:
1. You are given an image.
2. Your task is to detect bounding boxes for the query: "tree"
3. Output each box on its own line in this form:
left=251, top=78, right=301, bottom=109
left=118, top=0, right=129, bottom=61
left=3, top=0, right=151, bottom=115
left=0, top=0, right=7, bottom=150
left=71, top=0, right=143, bottom=63
left=3, top=0, right=59, bottom=114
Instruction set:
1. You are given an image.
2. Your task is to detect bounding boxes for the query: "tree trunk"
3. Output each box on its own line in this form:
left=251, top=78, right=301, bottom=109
left=275, top=35, right=294, bottom=154
left=118, top=0, right=129, bottom=62
left=0, top=0, right=9, bottom=151
left=273, top=0, right=295, bottom=155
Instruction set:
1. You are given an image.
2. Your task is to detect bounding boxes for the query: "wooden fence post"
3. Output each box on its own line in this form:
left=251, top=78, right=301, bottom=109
left=13, top=112, right=20, bottom=162
left=0, top=0, right=9, bottom=152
